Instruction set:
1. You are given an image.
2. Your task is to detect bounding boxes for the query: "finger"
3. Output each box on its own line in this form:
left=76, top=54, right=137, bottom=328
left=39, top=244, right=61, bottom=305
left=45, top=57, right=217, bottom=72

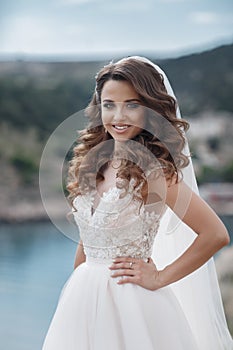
left=112, top=257, right=138, bottom=264
left=109, top=262, right=135, bottom=270
left=146, top=257, right=155, bottom=267
left=111, top=269, right=135, bottom=278
left=148, top=257, right=156, bottom=265
left=117, top=276, right=139, bottom=285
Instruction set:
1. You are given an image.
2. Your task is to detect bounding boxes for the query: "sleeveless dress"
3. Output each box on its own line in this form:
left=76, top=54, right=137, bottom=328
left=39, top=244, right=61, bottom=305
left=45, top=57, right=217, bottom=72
left=42, top=181, right=199, bottom=350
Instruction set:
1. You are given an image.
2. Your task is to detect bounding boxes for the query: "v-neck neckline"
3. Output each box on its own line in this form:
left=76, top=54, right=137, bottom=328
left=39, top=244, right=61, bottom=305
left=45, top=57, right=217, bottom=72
left=90, top=186, right=119, bottom=217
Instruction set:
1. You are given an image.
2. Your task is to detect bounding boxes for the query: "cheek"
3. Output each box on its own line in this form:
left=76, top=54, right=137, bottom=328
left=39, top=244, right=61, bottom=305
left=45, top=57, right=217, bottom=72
left=101, top=110, right=112, bottom=125
left=132, top=111, right=145, bottom=128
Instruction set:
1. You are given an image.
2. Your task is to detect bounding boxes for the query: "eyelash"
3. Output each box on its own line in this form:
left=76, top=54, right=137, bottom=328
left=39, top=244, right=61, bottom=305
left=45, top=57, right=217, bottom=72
left=103, top=102, right=114, bottom=109
left=127, top=103, right=139, bottom=109
left=102, top=103, right=140, bottom=109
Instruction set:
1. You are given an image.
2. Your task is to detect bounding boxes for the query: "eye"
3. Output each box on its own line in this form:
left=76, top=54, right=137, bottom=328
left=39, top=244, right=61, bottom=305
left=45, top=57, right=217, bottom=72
left=102, top=102, right=115, bottom=109
left=126, top=103, right=140, bottom=109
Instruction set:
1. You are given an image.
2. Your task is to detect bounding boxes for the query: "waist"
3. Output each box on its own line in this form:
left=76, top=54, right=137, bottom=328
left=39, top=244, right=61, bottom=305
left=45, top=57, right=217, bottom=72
left=86, top=256, right=113, bottom=265
left=82, top=242, right=153, bottom=262
left=86, top=256, right=149, bottom=266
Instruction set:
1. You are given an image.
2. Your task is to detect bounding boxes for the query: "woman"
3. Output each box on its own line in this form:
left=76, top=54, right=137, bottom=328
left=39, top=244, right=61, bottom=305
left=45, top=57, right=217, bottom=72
left=42, top=57, right=233, bottom=349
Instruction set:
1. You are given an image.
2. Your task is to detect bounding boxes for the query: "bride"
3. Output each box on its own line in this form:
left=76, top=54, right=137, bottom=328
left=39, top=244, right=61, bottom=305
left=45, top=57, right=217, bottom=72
left=42, top=56, right=233, bottom=349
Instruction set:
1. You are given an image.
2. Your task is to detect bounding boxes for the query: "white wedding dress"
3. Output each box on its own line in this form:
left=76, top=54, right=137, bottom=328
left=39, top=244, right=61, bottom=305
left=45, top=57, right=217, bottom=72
left=42, top=181, right=199, bottom=350
left=41, top=56, right=233, bottom=350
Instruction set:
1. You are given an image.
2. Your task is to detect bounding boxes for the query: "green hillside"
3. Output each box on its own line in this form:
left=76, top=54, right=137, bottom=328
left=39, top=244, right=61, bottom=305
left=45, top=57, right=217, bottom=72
left=0, top=43, right=232, bottom=137
left=0, top=44, right=232, bottom=222
left=160, top=43, right=233, bottom=115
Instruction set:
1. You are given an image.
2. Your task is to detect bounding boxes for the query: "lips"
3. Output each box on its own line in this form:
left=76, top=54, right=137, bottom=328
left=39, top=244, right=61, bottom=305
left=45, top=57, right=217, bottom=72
left=113, top=124, right=130, bottom=131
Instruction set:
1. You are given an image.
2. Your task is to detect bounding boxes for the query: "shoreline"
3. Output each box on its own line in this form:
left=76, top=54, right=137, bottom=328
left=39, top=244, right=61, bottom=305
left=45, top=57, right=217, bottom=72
left=0, top=197, right=69, bottom=224
left=0, top=200, right=233, bottom=225
left=1, top=182, right=232, bottom=224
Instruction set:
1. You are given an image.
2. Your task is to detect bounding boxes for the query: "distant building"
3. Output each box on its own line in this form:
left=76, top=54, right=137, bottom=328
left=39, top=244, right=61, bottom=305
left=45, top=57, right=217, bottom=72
left=199, top=183, right=233, bottom=215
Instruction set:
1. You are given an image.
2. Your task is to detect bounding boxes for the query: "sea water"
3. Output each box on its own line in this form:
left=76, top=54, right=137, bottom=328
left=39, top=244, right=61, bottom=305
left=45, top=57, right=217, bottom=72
left=0, top=217, right=232, bottom=350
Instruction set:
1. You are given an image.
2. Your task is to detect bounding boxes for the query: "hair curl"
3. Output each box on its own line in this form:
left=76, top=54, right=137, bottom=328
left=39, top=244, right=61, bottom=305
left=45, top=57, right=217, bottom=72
left=67, top=58, right=189, bottom=203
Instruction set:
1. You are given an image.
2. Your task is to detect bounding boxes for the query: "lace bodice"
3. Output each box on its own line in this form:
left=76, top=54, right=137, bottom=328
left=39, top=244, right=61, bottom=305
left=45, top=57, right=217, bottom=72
left=73, top=181, right=163, bottom=260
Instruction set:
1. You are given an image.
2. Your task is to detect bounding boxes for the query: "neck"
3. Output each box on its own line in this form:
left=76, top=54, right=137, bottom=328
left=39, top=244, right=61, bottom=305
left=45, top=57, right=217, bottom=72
left=113, top=140, right=123, bottom=153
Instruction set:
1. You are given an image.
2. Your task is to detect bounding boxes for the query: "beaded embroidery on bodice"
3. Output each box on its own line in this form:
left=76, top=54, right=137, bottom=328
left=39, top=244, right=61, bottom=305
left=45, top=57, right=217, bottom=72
left=73, top=181, right=162, bottom=260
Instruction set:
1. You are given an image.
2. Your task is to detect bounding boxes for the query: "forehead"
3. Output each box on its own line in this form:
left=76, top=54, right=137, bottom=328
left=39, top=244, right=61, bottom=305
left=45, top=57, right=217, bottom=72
left=101, top=79, right=140, bottom=101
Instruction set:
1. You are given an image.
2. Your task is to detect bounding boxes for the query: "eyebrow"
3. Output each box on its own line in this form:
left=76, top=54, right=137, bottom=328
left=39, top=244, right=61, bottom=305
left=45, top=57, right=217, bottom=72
left=102, top=98, right=141, bottom=103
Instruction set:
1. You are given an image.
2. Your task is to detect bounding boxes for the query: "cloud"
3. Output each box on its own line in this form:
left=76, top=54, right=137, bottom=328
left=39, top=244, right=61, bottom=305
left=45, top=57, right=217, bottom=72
left=59, top=0, right=151, bottom=11
left=59, top=0, right=98, bottom=5
left=190, top=11, right=219, bottom=25
left=158, top=0, right=186, bottom=2
left=0, top=16, right=85, bottom=54
left=103, top=1, right=150, bottom=13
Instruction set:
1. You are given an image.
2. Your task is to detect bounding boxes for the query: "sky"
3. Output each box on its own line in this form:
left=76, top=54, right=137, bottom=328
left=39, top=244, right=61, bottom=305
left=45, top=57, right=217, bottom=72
left=0, top=0, right=233, bottom=60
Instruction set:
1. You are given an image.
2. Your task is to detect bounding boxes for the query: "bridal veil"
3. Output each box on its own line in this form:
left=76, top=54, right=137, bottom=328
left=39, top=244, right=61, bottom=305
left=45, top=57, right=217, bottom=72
left=117, top=56, right=232, bottom=350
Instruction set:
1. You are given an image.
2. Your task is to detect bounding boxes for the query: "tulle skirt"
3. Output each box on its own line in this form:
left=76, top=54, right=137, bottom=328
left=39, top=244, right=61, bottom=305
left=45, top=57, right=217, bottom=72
left=42, top=258, right=198, bottom=350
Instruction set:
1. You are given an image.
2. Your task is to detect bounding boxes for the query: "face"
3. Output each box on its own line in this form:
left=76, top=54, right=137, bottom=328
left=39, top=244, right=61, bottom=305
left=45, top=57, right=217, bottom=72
left=101, top=79, right=144, bottom=141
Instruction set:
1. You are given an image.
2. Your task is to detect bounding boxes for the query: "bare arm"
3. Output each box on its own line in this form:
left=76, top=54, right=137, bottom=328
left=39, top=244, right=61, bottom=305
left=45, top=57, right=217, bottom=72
left=74, top=240, right=86, bottom=269
left=159, top=180, right=230, bottom=287
left=109, top=179, right=230, bottom=290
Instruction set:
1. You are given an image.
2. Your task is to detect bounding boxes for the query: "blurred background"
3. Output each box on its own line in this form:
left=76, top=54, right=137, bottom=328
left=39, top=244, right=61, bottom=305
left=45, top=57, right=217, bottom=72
left=0, top=0, right=233, bottom=349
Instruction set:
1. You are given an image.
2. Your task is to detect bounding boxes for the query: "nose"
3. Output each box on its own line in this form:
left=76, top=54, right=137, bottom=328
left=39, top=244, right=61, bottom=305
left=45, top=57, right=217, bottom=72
left=113, top=103, right=126, bottom=122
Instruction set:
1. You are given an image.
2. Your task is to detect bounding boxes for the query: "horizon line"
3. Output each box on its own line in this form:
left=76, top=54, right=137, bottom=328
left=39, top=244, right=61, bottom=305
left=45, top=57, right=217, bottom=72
left=0, top=41, right=232, bottom=63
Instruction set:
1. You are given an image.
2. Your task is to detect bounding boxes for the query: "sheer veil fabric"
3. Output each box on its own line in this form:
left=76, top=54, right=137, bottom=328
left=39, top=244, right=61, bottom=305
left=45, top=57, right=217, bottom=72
left=118, top=56, right=233, bottom=349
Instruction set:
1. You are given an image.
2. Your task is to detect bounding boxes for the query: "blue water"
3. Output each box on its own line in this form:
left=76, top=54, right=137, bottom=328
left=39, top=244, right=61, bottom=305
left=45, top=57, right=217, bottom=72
left=0, top=222, right=77, bottom=350
left=0, top=217, right=232, bottom=350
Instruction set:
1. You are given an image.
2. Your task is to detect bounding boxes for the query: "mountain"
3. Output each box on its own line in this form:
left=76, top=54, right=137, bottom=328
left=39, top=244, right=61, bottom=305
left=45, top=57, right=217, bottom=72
left=159, top=43, right=233, bottom=116
left=0, top=43, right=232, bottom=135
left=0, top=43, right=232, bottom=222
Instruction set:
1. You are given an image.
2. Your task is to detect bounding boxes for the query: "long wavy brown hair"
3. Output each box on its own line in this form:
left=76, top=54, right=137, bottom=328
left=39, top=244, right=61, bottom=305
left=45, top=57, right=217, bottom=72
left=67, top=58, right=189, bottom=203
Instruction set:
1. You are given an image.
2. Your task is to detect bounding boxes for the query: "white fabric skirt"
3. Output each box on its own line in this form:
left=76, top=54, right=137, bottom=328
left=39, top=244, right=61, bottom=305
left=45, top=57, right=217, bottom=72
left=42, top=258, right=198, bottom=350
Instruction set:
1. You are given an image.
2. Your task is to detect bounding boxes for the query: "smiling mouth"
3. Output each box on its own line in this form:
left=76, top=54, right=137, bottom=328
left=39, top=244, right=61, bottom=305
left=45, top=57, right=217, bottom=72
left=113, top=124, right=130, bottom=130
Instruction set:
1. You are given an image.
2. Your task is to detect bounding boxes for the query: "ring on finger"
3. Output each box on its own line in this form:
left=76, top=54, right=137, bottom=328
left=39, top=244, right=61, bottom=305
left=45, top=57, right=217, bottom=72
left=129, top=261, right=134, bottom=269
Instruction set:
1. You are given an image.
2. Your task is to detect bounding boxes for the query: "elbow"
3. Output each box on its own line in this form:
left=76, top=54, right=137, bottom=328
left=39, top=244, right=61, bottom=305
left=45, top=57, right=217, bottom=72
left=222, top=230, right=231, bottom=246
left=215, top=227, right=230, bottom=248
